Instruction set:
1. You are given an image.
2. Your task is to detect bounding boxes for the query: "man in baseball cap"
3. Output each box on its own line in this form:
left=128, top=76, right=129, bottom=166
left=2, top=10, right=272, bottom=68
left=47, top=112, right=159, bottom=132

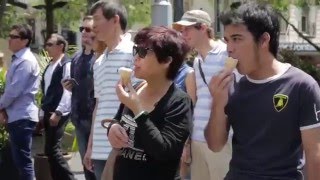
left=173, top=9, right=232, bottom=180
left=173, top=9, right=212, bottom=31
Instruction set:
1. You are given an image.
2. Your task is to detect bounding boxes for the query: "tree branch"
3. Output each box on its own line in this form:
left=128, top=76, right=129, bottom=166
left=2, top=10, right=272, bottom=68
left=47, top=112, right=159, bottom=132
left=278, top=11, right=320, bottom=52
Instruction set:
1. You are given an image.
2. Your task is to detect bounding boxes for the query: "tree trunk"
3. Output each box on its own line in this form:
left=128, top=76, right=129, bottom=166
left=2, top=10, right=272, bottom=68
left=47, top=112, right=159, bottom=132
left=0, top=0, right=8, bottom=30
left=173, top=0, right=184, bottom=22
left=45, top=0, right=54, bottom=38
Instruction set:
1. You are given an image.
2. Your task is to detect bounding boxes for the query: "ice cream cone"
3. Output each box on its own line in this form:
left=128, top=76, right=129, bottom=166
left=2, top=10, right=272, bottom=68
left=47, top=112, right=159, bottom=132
left=118, top=67, right=132, bottom=85
left=225, top=57, right=238, bottom=70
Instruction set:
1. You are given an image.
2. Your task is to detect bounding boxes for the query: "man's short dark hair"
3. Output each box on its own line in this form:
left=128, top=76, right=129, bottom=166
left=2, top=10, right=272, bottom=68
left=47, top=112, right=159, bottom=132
left=83, top=15, right=93, bottom=22
left=47, top=33, right=68, bottom=53
left=90, top=0, right=128, bottom=32
left=134, top=26, right=190, bottom=80
left=11, top=24, right=33, bottom=47
left=220, top=2, right=280, bottom=57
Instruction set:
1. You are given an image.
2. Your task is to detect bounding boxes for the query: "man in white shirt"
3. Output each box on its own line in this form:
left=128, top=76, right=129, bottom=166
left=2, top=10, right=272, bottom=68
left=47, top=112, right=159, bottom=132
left=173, top=10, right=232, bottom=180
left=41, top=33, right=74, bottom=180
left=83, top=1, right=134, bottom=180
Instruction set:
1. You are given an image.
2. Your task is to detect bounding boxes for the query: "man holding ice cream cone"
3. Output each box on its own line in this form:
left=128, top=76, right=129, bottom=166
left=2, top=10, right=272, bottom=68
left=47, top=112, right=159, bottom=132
left=173, top=9, right=232, bottom=180
left=205, top=2, right=320, bottom=179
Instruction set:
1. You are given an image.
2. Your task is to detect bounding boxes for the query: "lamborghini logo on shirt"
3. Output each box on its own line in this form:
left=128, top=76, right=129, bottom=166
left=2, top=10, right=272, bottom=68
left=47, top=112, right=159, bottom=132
left=273, top=94, right=288, bottom=112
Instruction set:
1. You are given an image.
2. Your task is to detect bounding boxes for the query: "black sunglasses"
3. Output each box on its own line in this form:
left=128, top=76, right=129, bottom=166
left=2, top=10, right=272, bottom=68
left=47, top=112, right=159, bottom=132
left=79, top=26, right=92, bottom=33
left=9, top=34, right=21, bottom=39
left=133, top=45, right=153, bottom=58
left=45, top=42, right=55, bottom=47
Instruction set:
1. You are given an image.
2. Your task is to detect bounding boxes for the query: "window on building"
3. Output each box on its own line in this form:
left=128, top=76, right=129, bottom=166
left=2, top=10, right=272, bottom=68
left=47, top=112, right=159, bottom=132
left=301, top=16, right=308, bottom=32
left=300, top=6, right=313, bottom=36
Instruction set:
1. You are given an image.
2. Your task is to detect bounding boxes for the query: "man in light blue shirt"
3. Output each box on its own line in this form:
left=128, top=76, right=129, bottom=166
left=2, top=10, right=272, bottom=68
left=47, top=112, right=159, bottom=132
left=0, top=24, right=40, bottom=180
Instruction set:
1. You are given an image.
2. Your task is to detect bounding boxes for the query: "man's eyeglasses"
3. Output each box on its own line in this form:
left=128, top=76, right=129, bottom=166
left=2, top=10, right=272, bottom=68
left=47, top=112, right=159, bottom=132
left=79, top=26, right=92, bottom=33
left=133, top=45, right=153, bottom=58
left=8, top=34, right=21, bottom=39
left=45, top=42, right=55, bottom=47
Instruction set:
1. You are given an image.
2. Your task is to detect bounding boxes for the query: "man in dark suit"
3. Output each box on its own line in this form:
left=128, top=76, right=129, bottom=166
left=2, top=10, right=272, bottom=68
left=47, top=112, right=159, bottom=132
left=41, top=33, right=75, bottom=180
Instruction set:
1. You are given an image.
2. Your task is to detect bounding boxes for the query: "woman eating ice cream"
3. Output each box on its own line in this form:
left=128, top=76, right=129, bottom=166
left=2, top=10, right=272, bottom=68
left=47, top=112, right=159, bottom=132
left=107, top=26, right=193, bottom=180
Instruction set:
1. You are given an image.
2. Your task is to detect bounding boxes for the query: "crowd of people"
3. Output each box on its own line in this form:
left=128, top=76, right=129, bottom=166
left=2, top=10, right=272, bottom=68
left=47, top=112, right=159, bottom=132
left=0, top=1, right=319, bottom=180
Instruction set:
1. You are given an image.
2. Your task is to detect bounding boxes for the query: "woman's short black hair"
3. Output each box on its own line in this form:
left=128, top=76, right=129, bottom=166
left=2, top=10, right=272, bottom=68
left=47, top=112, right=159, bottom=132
left=134, top=26, right=190, bottom=80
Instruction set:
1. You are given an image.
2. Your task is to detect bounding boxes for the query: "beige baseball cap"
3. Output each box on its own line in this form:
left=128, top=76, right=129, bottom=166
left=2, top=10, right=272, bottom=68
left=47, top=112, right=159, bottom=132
left=173, top=10, right=212, bottom=31
left=0, top=52, right=3, bottom=58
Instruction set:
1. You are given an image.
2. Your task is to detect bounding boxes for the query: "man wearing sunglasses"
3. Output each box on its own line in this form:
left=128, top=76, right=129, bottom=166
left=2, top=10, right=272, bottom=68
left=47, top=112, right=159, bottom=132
left=62, top=15, right=97, bottom=180
left=41, top=33, right=75, bottom=180
left=173, top=10, right=232, bottom=180
left=0, top=24, right=40, bottom=180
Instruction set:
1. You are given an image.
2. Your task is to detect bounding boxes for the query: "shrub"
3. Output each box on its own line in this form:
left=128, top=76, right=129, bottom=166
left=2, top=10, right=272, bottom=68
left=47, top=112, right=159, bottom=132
left=278, top=49, right=320, bottom=83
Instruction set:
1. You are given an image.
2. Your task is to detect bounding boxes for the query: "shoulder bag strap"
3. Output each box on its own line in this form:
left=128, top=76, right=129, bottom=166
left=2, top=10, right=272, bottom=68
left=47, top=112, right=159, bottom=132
left=198, top=60, right=208, bottom=86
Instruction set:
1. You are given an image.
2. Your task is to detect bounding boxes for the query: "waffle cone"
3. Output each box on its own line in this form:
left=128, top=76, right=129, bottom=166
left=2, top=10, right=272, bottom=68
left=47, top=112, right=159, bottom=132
left=119, top=67, right=132, bottom=85
left=225, top=57, right=238, bottom=70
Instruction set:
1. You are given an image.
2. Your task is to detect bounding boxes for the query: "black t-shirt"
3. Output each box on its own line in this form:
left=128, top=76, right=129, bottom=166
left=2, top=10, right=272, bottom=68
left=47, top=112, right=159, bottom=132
left=70, top=51, right=95, bottom=119
left=113, top=83, right=192, bottom=180
left=225, top=66, right=320, bottom=180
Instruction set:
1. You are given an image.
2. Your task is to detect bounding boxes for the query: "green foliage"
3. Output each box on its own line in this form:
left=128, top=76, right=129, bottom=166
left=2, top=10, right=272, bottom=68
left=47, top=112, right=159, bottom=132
left=252, top=0, right=291, bottom=12
left=0, top=126, right=9, bottom=151
left=0, top=5, right=26, bottom=38
left=66, top=45, right=78, bottom=57
left=295, top=0, right=309, bottom=7
left=33, top=49, right=50, bottom=107
left=62, top=122, right=77, bottom=152
left=0, top=68, right=8, bottom=150
left=121, top=0, right=151, bottom=28
left=71, top=136, right=78, bottom=152
left=64, top=122, right=75, bottom=135
left=279, top=49, right=320, bottom=82
left=0, top=69, right=6, bottom=95
left=54, top=0, right=88, bottom=32
left=35, top=50, right=51, bottom=76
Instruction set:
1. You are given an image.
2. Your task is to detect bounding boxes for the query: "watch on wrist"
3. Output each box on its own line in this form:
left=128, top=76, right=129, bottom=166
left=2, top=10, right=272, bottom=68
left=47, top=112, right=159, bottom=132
left=55, top=110, right=62, bottom=116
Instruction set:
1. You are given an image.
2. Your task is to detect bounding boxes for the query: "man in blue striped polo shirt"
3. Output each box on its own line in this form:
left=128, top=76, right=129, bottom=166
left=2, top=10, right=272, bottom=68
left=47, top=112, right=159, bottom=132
left=173, top=9, right=232, bottom=180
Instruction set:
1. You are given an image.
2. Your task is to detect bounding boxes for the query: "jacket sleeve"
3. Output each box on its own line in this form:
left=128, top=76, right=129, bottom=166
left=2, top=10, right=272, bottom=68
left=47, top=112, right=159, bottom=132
left=134, top=95, right=192, bottom=161
left=55, top=62, right=72, bottom=115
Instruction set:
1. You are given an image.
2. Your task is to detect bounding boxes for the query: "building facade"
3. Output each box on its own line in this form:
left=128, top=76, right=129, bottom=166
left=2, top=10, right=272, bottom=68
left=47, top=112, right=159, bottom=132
left=184, top=0, right=320, bottom=64
left=279, top=3, right=320, bottom=63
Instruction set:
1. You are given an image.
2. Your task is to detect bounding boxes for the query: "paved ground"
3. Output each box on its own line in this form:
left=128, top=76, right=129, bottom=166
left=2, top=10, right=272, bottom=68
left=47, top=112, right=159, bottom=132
left=32, top=136, right=85, bottom=180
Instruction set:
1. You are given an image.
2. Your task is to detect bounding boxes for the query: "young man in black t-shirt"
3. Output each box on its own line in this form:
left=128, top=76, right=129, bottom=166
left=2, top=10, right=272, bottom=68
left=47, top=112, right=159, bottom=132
left=205, top=2, right=320, bottom=180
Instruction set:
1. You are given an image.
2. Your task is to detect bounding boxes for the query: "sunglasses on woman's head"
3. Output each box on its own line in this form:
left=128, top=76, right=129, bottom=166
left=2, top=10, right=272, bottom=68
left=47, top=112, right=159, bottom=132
left=79, top=26, right=92, bottom=33
left=133, top=45, right=153, bottom=58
